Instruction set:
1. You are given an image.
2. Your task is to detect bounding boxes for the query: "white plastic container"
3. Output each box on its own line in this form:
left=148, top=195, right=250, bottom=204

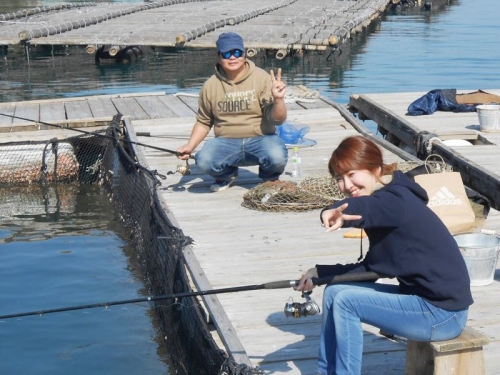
left=454, top=233, right=500, bottom=286
left=442, top=139, right=473, bottom=147
left=477, top=104, right=500, bottom=132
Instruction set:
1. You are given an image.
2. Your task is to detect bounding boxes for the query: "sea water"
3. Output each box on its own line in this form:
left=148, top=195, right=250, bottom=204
left=0, top=185, right=169, bottom=374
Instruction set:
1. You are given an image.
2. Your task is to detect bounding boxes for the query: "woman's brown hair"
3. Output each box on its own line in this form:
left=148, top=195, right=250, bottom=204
left=328, top=136, right=396, bottom=181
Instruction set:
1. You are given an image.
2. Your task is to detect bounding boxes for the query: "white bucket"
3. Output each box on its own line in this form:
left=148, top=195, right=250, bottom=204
left=454, top=233, right=500, bottom=286
left=477, top=104, right=500, bottom=132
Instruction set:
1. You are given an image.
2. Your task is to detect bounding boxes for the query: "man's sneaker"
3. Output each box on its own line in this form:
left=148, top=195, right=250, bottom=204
left=210, top=174, right=238, bottom=192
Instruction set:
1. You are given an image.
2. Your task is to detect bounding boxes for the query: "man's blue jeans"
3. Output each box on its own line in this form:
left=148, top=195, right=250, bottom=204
left=318, top=282, right=468, bottom=375
left=195, top=135, right=288, bottom=181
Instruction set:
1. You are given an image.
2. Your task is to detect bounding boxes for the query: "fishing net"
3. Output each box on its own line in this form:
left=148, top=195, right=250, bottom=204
left=0, top=115, right=264, bottom=375
left=219, top=358, right=264, bottom=375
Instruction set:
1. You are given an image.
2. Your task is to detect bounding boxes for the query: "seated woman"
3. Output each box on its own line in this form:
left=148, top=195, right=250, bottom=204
left=296, top=135, right=473, bottom=375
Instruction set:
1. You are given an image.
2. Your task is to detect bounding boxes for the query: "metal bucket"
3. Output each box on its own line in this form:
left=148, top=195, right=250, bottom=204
left=454, top=233, right=500, bottom=286
left=477, top=104, right=500, bottom=132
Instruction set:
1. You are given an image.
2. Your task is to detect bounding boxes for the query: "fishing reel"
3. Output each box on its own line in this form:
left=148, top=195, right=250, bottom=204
left=168, top=160, right=191, bottom=176
left=176, top=160, right=191, bottom=175
left=284, top=292, right=320, bottom=318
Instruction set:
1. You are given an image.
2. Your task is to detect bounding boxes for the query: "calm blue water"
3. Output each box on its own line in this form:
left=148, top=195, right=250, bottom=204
left=0, top=185, right=169, bottom=374
left=1, top=0, right=499, bottom=373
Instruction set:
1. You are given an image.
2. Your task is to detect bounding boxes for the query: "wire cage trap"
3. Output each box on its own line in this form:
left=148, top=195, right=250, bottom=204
left=242, top=158, right=453, bottom=213
left=242, top=175, right=345, bottom=212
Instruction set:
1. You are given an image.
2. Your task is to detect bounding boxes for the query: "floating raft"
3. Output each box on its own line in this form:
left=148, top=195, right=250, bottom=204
left=349, top=90, right=500, bottom=211
left=127, top=92, right=500, bottom=374
left=0, top=0, right=391, bottom=58
left=1, top=89, right=500, bottom=373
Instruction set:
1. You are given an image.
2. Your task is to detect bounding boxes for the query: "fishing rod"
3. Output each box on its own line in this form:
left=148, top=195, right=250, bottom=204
left=0, top=272, right=379, bottom=320
left=0, top=112, right=194, bottom=160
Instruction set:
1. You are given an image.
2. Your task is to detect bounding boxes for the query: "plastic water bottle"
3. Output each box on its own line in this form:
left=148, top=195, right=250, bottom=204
left=291, top=147, right=302, bottom=178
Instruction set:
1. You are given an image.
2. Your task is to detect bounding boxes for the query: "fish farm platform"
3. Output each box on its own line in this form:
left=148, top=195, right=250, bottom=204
left=1, top=88, right=499, bottom=374
left=0, top=0, right=390, bottom=59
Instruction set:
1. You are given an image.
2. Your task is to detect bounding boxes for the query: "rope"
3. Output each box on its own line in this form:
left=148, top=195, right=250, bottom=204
left=284, top=90, right=320, bottom=104
left=37, top=137, right=61, bottom=185
left=413, top=130, right=440, bottom=159
left=173, top=92, right=199, bottom=98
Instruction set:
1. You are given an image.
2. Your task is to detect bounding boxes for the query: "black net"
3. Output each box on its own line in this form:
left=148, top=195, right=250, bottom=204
left=0, top=116, right=262, bottom=375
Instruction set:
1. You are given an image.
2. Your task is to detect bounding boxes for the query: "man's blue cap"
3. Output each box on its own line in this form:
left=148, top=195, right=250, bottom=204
left=216, top=32, right=245, bottom=53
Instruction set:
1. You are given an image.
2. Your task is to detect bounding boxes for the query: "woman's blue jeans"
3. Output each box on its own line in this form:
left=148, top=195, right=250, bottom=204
left=195, top=135, right=288, bottom=181
left=318, top=282, right=468, bottom=375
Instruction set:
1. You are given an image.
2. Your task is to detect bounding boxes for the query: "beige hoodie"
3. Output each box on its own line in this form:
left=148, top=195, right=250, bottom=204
left=196, top=60, right=285, bottom=138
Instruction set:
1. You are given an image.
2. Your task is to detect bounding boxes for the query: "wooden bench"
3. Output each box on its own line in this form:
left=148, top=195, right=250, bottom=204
left=405, top=326, right=490, bottom=375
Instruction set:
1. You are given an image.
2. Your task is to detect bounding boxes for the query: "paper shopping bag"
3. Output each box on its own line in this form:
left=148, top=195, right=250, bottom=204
left=415, top=172, right=475, bottom=234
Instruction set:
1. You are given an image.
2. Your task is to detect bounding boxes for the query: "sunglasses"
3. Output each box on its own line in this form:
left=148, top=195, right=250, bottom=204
left=219, top=49, right=244, bottom=59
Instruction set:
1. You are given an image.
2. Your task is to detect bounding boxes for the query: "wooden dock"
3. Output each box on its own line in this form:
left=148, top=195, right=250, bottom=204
left=1, top=89, right=499, bottom=374
left=0, top=0, right=390, bottom=59
left=349, top=90, right=500, bottom=211
left=0, top=91, right=198, bottom=134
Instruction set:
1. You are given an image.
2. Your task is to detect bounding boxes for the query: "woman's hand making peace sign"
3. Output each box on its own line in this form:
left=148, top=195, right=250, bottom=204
left=321, top=203, right=362, bottom=232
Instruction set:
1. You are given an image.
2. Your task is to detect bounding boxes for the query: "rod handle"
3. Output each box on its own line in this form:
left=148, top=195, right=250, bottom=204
left=263, top=280, right=297, bottom=289
left=312, top=271, right=380, bottom=286
left=263, top=272, right=380, bottom=290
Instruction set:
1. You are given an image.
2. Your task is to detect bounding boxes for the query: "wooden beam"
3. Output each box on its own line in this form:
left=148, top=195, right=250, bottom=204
left=349, top=94, right=500, bottom=210
left=182, top=246, right=253, bottom=367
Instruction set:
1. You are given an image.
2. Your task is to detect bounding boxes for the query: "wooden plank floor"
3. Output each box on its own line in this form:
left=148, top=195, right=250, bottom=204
left=350, top=89, right=500, bottom=155
left=2, top=91, right=499, bottom=374
left=349, top=90, right=500, bottom=211
left=130, top=97, right=412, bottom=374
left=0, top=92, right=196, bottom=133
left=131, top=99, right=500, bottom=375
left=0, top=0, right=390, bottom=54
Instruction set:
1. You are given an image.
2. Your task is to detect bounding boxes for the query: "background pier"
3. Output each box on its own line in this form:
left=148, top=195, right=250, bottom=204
left=0, top=0, right=391, bottom=59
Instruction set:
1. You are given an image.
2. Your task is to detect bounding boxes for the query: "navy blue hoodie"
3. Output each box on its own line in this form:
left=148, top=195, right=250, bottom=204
left=317, top=171, right=473, bottom=311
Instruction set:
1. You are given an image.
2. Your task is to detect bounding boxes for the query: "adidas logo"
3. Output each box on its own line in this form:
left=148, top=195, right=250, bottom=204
left=428, top=186, right=462, bottom=207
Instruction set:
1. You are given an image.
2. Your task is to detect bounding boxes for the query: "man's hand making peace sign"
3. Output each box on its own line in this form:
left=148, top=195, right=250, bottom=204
left=269, top=68, right=287, bottom=122
left=270, top=68, right=286, bottom=100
